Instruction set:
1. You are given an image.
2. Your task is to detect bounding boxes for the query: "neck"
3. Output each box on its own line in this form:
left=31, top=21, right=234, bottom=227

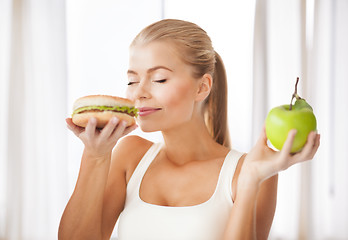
left=160, top=115, right=229, bottom=165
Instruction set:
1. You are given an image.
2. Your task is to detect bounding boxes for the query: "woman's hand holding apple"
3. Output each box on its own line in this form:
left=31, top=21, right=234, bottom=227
left=238, top=127, right=320, bottom=188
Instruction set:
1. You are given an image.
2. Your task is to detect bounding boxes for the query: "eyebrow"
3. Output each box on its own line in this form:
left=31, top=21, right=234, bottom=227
left=127, top=66, right=173, bottom=75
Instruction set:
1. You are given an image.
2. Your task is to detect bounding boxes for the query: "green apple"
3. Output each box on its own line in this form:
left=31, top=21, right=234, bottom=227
left=265, top=78, right=317, bottom=153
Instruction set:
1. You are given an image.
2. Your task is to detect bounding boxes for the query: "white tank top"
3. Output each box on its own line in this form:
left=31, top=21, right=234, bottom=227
left=117, top=142, right=244, bottom=240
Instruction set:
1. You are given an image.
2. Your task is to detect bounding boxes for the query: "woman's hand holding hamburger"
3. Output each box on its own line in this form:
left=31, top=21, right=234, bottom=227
left=66, top=95, right=138, bottom=160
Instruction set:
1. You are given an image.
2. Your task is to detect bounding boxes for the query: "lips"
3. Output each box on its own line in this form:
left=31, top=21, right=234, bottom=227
left=138, top=107, right=162, bottom=117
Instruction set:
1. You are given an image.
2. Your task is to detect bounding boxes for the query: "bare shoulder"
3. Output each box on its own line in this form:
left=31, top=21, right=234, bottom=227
left=101, top=135, right=153, bottom=236
left=111, top=135, right=154, bottom=183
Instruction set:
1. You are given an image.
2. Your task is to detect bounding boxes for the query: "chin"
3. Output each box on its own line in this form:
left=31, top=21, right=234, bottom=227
left=137, top=116, right=190, bottom=133
left=137, top=122, right=161, bottom=133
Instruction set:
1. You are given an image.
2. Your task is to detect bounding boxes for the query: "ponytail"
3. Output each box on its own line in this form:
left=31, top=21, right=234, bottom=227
left=204, top=52, right=231, bottom=148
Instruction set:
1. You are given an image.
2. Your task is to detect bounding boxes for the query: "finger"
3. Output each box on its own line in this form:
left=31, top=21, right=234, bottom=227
left=85, top=117, right=97, bottom=137
left=66, top=118, right=84, bottom=136
left=307, top=133, right=320, bottom=159
left=298, top=131, right=317, bottom=157
left=109, top=120, right=128, bottom=141
left=290, top=131, right=317, bottom=165
left=122, top=124, right=138, bottom=136
left=280, top=129, right=297, bottom=158
left=66, top=118, right=75, bottom=130
left=100, top=117, right=119, bottom=139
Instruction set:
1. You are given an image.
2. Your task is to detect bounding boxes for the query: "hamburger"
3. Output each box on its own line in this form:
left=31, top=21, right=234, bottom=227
left=71, top=95, right=138, bottom=128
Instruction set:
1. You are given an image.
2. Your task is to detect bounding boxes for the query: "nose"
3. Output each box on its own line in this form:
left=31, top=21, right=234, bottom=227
left=129, top=81, right=151, bottom=101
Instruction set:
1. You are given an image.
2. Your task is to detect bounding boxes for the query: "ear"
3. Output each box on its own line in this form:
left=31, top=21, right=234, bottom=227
left=195, top=73, right=212, bottom=102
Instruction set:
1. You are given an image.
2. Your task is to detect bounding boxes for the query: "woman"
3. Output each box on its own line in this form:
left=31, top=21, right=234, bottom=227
left=59, top=19, right=320, bottom=240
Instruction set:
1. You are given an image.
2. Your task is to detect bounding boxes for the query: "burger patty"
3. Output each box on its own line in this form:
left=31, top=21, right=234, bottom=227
left=78, top=109, right=137, bottom=117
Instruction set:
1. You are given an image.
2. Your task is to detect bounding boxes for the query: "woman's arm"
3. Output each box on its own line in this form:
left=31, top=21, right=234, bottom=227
left=227, top=174, right=278, bottom=240
left=58, top=117, right=136, bottom=240
left=224, top=176, right=260, bottom=240
left=224, top=128, right=320, bottom=240
left=255, top=174, right=278, bottom=239
left=58, top=149, right=113, bottom=240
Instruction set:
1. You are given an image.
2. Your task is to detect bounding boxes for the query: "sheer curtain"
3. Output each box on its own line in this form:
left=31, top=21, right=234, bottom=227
left=253, top=0, right=348, bottom=239
left=308, top=0, right=348, bottom=238
left=0, top=0, right=69, bottom=239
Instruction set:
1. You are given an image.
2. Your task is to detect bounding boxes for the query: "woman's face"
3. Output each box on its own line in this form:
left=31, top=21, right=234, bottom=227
left=126, top=41, right=201, bottom=132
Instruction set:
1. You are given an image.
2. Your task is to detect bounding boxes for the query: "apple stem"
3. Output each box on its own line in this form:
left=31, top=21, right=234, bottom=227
left=289, top=77, right=302, bottom=110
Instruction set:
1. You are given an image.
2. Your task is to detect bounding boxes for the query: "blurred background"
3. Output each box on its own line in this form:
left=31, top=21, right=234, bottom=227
left=0, top=0, right=347, bottom=239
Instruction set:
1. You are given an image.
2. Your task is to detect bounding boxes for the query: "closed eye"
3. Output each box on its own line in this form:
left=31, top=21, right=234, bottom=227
left=127, top=81, right=139, bottom=85
left=153, top=79, right=167, bottom=83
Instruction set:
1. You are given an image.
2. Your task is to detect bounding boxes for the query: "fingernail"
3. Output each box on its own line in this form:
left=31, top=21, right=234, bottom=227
left=112, top=117, right=118, bottom=124
left=90, top=117, right=96, bottom=123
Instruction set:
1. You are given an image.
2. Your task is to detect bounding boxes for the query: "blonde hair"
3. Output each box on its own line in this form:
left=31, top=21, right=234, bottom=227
left=131, top=19, right=231, bottom=148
